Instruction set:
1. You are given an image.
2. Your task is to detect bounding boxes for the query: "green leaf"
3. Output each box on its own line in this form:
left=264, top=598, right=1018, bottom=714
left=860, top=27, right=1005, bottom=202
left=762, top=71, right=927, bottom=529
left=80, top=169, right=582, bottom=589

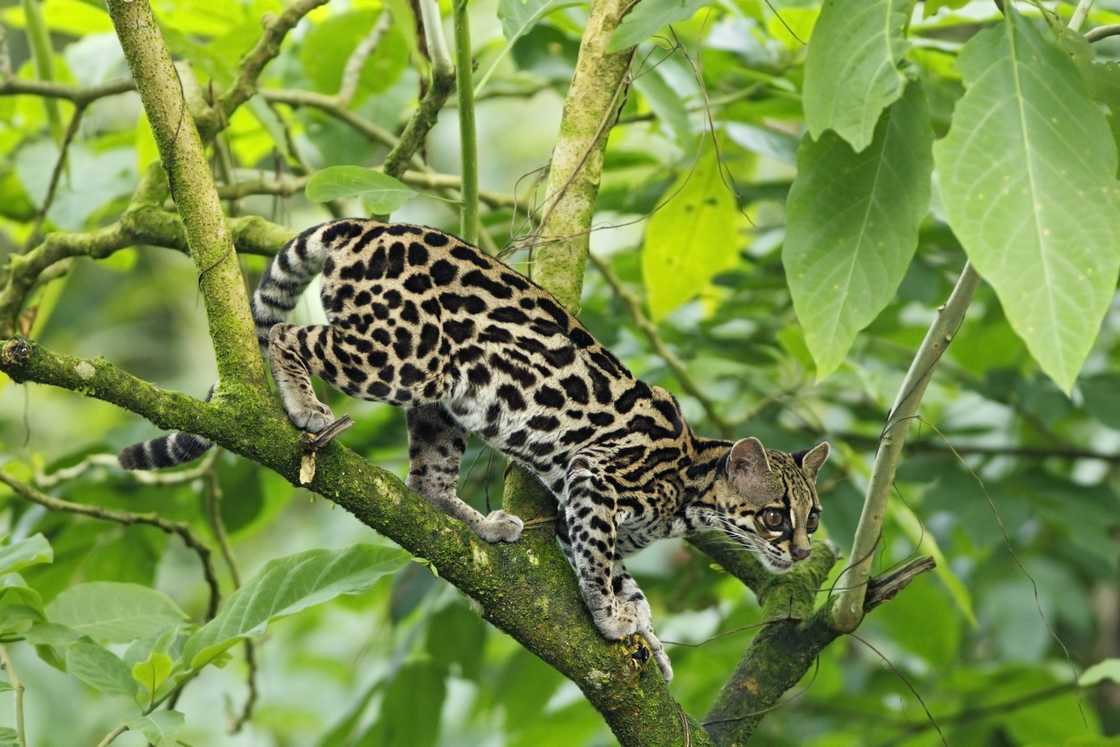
left=0, top=727, right=17, bottom=747
left=923, top=0, right=968, bottom=16
left=476, top=0, right=581, bottom=94
left=0, top=576, right=45, bottom=637
left=305, top=166, right=417, bottom=214
left=65, top=639, right=138, bottom=697
left=1080, top=658, right=1120, bottom=687
left=182, top=544, right=407, bottom=670
left=125, top=711, right=185, bottom=747
left=131, top=651, right=174, bottom=695
left=0, top=534, right=52, bottom=576
left=46, top=582, right=188, bottom=644
left=608, top=0, right=708, bottom=53
left=641, top=140, right=740, bottom=321
left=784, top=82, right=933, bottom=379
left=357, top=661, right=447, bottom=747
left=803, top=0, right=915, bottom=151
left=933, top=9, right=1120, bottom=393
left=633, top=70, right=693, bottom=147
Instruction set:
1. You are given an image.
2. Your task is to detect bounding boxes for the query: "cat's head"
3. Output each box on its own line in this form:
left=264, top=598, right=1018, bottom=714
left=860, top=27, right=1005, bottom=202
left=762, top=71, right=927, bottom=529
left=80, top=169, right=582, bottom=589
left=709, top=438, right=830, bottom=573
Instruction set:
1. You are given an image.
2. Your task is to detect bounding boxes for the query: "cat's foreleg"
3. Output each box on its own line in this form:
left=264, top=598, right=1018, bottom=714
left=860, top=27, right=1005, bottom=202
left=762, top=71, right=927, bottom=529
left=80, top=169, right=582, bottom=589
left=616, top=565, right=673, bottom=681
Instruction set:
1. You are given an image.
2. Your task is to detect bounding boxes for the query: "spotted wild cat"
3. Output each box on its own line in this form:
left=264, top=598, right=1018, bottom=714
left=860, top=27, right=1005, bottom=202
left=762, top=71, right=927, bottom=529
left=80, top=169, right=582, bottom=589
left=119, top=219, right=830, bottom=680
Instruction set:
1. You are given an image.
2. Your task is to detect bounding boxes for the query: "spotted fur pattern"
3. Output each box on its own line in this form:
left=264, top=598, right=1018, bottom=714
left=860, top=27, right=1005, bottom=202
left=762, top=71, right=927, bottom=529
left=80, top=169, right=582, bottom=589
left=120, top=219, right=831, bottom=680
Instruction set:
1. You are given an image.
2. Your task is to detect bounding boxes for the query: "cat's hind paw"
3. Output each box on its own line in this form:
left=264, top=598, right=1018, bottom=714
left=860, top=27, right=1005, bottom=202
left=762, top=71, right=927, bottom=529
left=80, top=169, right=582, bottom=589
left=593, top=600, right=640, bottom=640
left=477, top=510, right=524, bottom=543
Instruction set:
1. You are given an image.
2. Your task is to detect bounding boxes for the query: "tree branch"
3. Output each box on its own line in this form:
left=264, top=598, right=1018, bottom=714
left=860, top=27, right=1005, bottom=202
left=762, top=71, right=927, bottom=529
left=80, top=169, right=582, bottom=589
left=106, top=0, right=268, bottom=395
left=0, top=337, right=708, bottom=747
left=0, top=470, right=222, bottom=620
left=381, top=0, right=456, bottom=179
left=0, top=78, right=134, bottom=105
left=832, top=264, right=981, bottom=631
left=218, top=0, right=329, bottom=120
left=262, top=89, right=405, bottom=151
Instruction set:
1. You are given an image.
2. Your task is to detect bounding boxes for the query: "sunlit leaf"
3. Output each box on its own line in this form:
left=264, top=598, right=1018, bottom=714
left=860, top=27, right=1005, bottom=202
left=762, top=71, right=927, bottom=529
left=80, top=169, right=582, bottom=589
left=1080, top=658, right=1120, bottom=687
left=934, top=8, right=1120, bottom=392
left=131, top=651, right=174, bottom=696
left=641, top=140, right=740, bottom=321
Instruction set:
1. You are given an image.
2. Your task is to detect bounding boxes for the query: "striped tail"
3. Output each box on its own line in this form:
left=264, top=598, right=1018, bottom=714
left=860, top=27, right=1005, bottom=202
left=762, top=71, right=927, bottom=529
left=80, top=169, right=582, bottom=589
left=118, top=221, right=345, bottom=470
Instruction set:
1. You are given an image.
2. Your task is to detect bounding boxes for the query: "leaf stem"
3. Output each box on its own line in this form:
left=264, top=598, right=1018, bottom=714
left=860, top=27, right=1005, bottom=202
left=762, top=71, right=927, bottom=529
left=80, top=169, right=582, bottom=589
left=831, top=263, right=981, bottom=631
left=94, top=725, right=128, bottom=747
left=453, top=0, right=480, bottom=244
left=0, top=646, right=26, bottom=747
left=1069, top=0, right=1095, bottom=31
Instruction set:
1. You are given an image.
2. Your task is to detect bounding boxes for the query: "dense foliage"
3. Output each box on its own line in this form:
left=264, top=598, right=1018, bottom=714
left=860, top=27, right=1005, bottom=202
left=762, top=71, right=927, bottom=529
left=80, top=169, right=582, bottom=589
left=0, top=0, right=1118, bottom=745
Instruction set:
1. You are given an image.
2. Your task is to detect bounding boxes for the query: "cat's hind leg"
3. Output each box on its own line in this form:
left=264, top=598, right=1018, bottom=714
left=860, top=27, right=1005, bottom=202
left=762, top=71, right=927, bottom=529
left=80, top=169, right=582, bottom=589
left=407, top=405, right=523, bottom=543
left=268, top=323, right=339, bottom=433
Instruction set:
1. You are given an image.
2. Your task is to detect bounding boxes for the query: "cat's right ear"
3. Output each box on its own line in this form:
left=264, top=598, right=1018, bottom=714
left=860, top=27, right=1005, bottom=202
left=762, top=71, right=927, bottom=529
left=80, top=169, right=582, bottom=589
left=727, top=437, right=780, bottom=502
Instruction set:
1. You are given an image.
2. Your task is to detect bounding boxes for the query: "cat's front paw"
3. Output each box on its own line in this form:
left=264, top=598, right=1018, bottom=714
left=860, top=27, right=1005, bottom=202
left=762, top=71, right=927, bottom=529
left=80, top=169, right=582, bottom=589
left=290, top=401, right=335, bottom=433
left=477, top=510, right=524, bottom=543
left=593, top=599, right=639, bottom=640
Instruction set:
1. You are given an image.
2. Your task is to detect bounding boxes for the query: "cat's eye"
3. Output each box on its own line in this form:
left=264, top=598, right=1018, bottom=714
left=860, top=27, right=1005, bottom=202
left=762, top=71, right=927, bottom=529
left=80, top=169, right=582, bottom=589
left=806, top=511, right=820, bottom=533
left=760, top=508, right=785, bottom=531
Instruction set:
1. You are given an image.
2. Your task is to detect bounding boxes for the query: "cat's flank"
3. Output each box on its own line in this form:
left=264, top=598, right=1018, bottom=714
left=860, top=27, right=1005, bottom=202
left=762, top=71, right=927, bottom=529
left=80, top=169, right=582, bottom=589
left=120, top=219, right=830, bottom=680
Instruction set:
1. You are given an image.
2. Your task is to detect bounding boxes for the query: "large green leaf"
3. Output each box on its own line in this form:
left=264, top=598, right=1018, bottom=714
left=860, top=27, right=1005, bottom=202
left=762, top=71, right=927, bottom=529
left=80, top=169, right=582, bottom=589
left=299, top=10, right=409, bottom=99
left=934, top=9, right=1120, bottom=392
left=641, top=141, right=741, bottom=321
left=305, top=166, right=416, bottom=214
left=46, top=582, right=188, bottom=644
left=803, top=0, right=916, bottom=151
left=181, top=544, right=407, bottom=669
left=784, top=83, right=933, bottom=379
left=66, top=640, right=138, bottom=697
left=607, top=0, right=708, bottom=53
left=0, top=534, right=52, bottom=576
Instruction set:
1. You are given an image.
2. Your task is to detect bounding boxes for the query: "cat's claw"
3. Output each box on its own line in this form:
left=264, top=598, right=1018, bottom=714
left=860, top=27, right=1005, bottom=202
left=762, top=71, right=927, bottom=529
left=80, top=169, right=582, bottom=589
left=639, top=626, right=674, bottom=682
left=477, top=510, right=524, bottom=543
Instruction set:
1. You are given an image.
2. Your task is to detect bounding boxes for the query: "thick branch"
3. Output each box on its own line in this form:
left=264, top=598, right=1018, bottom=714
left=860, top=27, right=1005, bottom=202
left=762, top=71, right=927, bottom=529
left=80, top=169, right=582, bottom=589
left=832, top=264, right=980, bottom=631
left=0, top=338, right=706, bottom=747
left=106, top=0, right=267, bottom=394
left=527, top=0, right=634, bottom=312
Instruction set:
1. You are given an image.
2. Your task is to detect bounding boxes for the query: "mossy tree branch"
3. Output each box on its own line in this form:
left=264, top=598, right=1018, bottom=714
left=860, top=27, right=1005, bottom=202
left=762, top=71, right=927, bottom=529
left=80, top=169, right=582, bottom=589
left=0, top=337, right=706, bottom=746
left=105, top=0, right=267, bottom=396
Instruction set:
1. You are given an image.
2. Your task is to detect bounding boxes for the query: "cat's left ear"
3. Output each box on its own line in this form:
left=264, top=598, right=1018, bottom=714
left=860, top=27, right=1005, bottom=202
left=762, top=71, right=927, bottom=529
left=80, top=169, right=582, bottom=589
left=795, top=442, right=831, bottom=483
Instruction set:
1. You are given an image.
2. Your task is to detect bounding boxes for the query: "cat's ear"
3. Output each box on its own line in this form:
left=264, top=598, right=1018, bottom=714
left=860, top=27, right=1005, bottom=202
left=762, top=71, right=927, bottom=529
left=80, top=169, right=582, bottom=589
left=796, top=442, right=831, bottom=482
left=727, top=437, right=780, bottom=501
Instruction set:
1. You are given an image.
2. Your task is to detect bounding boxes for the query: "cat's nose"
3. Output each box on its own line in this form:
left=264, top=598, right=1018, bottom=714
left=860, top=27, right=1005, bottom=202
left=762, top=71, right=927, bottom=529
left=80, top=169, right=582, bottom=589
left=790, top=546, right=810, bottom=561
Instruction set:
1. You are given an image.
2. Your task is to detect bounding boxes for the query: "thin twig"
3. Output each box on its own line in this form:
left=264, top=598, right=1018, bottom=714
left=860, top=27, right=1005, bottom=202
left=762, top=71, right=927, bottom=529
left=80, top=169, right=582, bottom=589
left=262, top=89, right=404, bottom=151
left=219, top=0, right=329, bottom=119
left=338, top=10, right=392, bottom=108
left=0, top=645, right=27, bottom=747
left=1086, top=23, right=1120, bottom=41
left=203, top=469, right=257, bottom=733
left=589, top=253, right=733, bottom=436
left=0, top=78, right=134, bottom=105
left=94, top=725, right=127, bottom=747
left=832, top=264, right=981, bottom=631
left=24, top=104, right=85, bottom=250
left=0, top=472, right=221, bottom=619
